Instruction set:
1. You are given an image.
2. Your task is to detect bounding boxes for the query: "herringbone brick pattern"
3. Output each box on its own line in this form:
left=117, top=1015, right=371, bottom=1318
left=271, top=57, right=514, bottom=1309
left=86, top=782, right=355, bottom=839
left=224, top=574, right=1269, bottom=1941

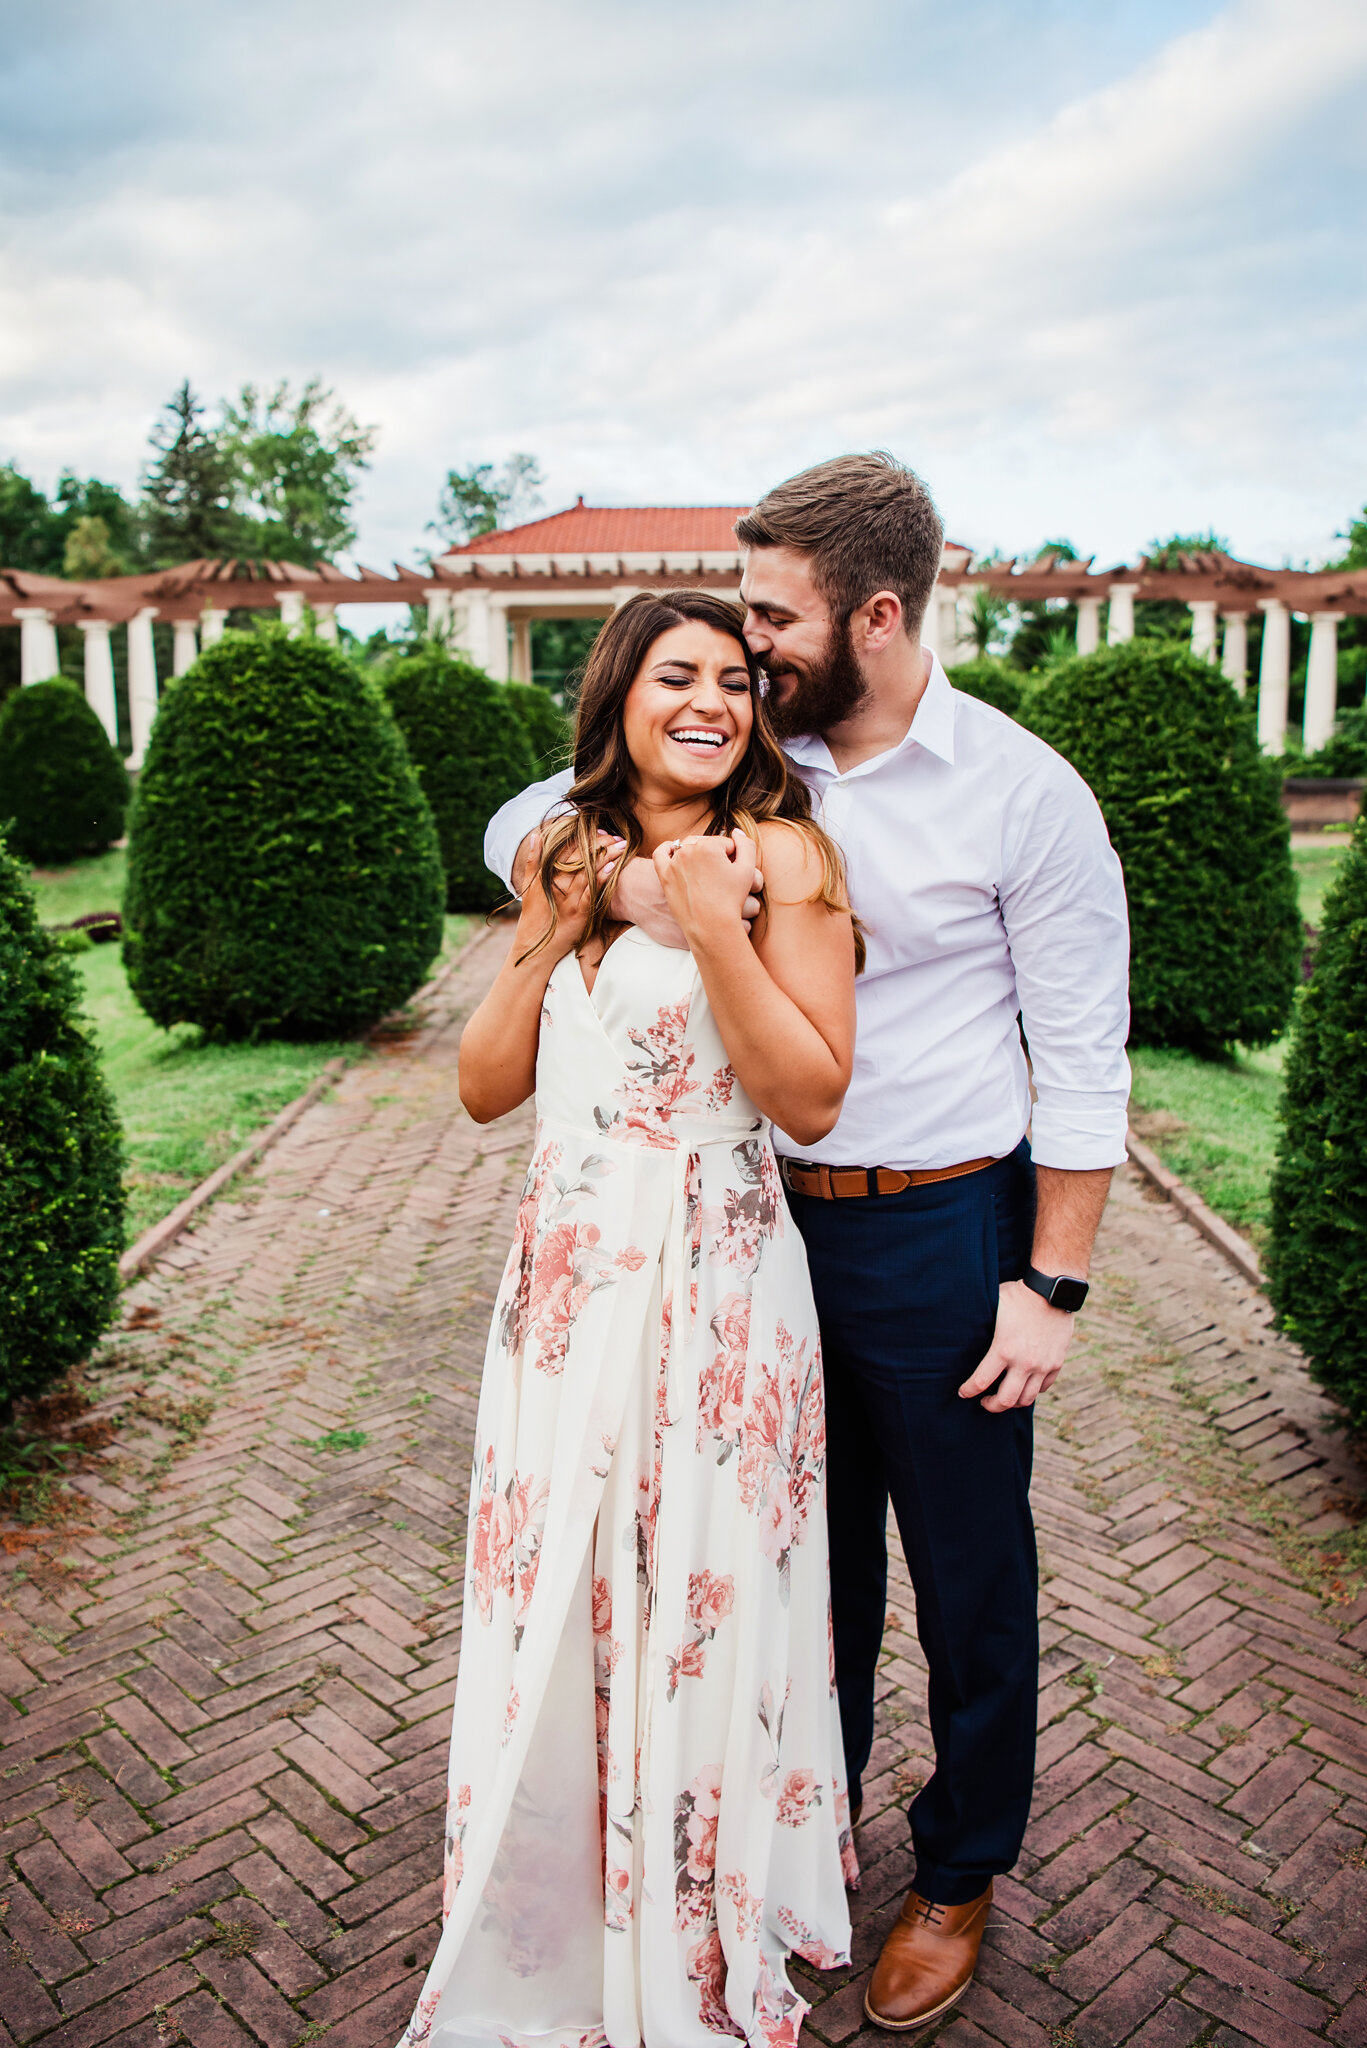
left=0, top=922, right=1362, bottom=2048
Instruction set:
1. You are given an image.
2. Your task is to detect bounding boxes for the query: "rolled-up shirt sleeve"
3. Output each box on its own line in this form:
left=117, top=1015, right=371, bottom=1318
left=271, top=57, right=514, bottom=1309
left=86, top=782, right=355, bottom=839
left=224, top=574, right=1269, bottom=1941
left=1000, top=754, right=1131, bottom=1171
left=483, top=768, right=577, bottom=891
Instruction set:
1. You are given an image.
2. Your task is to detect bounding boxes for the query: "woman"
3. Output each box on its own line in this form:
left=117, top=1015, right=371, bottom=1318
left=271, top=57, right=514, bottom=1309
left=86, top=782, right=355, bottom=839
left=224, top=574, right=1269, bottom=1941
left=400, top=592, right=860, bottom=2048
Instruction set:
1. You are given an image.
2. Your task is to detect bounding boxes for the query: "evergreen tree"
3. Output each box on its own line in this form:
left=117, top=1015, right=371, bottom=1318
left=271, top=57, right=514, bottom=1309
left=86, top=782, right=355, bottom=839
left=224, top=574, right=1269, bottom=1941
left=1029, top=639, right=1302, bottom=1055
left=382, top=645, right=536, bottom=910
left=141, top=380, right=243, bottom=565
left=0, top=464, right=65, bottom=572
left=1268, top=814, right=1367, bottom=1429
left=0, top=681, right=128, bottom=865
left=124, top=628, right=444, bottom=1038
left=0, top=832, right=124, bottom=1409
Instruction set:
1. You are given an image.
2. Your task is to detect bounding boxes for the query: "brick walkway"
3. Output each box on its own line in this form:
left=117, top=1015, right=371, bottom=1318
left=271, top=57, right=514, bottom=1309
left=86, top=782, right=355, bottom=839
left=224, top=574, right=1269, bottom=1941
left=1, top=925, right=1365, bottom=2048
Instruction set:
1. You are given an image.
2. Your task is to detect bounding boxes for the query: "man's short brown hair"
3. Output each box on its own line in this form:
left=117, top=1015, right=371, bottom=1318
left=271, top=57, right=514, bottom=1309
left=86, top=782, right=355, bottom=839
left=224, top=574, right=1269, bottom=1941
left=735, top=451, right=944, bottom=635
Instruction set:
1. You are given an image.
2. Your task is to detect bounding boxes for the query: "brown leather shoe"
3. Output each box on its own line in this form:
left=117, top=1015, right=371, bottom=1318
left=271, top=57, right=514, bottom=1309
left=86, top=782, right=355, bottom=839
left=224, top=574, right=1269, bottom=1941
left=864, top=1882, right=992, bottom=2030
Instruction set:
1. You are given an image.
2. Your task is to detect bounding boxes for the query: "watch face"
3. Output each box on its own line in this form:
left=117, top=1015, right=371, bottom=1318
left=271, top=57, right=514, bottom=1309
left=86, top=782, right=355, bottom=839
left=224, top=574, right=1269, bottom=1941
left=1051, top=1276, right=1089, bottom=1313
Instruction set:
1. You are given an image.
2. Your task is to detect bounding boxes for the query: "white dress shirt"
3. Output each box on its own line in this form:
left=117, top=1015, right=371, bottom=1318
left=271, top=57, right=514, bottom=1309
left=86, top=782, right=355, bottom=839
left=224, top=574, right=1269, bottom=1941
left=483, top=656, right=1130, bottom=1173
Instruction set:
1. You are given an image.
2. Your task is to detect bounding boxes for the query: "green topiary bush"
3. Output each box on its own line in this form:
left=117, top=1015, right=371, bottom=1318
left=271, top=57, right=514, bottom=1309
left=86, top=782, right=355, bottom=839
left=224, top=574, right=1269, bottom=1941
left=506, top=681, right=573, bottom=776
left=0, top=679, right=129, bottom=866
left=1028, top=640, right=1302, bottom=1056
left=0, top=831, right=124, bottom=1411
left=1267, top=812, right=1367, bottom=1428
left=1291, top=704, right=1367, bottom=779
left=946, top=656, right=1024, bottom=720
left=123, top=628, right=445, bottom=1039
left=381, top=646, right=536, bottom=911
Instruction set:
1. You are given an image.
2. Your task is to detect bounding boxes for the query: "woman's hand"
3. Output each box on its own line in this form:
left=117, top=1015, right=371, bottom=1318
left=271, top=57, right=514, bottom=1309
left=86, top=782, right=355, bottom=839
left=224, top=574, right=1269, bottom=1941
left=515, top=830, right=595, bottom=961
left=653, top=833, right=758, bottom=948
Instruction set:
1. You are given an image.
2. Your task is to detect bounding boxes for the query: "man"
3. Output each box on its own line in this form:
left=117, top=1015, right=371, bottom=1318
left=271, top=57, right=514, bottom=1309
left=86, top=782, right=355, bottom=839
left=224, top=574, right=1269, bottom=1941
left=484, top=454, right=1130, bottom=2032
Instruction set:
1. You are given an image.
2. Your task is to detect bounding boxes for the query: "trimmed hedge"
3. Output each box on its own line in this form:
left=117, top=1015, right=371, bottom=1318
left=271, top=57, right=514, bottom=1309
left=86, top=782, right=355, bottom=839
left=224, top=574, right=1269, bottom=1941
left=1293, top=704, right=1367, bottom=779
left=0, top=679, right=128, bottom=866
left=123, top=628, right=445, bottom=1039
left=946, top=656, right=1024, bottom=720
left=1268, top=812, right=1367, bottom=1428
left=0, top=831, right=124, bottom=1410
left=1028, top=640, right=1302, bottom=1055
left=506, top=681, right=572, bottom=776
left=381, top=647, right=535, bottom=911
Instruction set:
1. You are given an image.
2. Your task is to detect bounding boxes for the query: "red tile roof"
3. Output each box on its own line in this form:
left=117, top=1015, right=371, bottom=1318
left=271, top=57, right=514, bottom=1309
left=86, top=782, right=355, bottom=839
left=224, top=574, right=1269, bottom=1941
left=442, top=501, right=749, bottom=555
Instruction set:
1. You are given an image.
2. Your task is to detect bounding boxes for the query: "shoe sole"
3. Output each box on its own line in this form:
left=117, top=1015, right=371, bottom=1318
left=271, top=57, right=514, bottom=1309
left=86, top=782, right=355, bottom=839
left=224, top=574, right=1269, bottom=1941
left=863, top=1979, right=969, bottom=2033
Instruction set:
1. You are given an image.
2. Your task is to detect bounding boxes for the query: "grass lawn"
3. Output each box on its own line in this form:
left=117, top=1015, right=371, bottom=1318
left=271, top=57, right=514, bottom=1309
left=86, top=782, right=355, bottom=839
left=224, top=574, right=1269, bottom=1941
left=26, top=853, right=471, bottom=1245
left=1126, top=835, right=1350, bottom=1253
left=1292, top=834, right=1353, bottom=925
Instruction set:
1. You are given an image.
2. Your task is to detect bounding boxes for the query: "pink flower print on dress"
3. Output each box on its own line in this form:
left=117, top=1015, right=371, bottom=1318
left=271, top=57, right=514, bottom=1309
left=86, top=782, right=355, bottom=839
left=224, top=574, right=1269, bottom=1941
left=775, top=1767, right=821, bottom=1828
left=399, top=1985, right=442, bottom=2046
left=776, top=1907, right=846, bottom=1970
left=737, top=1320, right=826, bottom=1598
left=685, top=1925, right=744, bottom=2038
left=753, top=1952, right=807, bottom=2048
left=470, top=1444, right=514, bottom=1624
left=441, top=1782, right=473, bottom=1920
left=697, top=1290, right=751, bottom=1457
left=665, top=1569, right=735, bottom=1700
left=593, top=999, right=700, bottom=1146
left=700, top=1137, right=783, bottom=1277
left=718, top=1870, right=762, bottom=1943
left=501, top=1685, right=520, bottom=1745
left=673, top=1764, right=722, bottom=1929
left=705, top=1061, right=737, bottom=1113
left=604, top=1858, right=633, bottom=1933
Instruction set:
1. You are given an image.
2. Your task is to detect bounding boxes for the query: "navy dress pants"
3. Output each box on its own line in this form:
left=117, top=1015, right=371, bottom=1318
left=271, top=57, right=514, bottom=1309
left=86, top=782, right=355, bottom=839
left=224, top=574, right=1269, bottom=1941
left=786, top=1141, right=1038, bottom=1906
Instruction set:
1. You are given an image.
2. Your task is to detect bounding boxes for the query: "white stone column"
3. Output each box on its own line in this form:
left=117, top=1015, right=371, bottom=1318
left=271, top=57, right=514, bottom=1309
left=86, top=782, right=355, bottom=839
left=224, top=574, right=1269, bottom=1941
left=425, top=587, right=453, bottom=644
left=1106, top=584, right=1138, bottom=644
left=1256, top=600, right=1291, bottom=755
left=1303, top=612, right=1343, bottom=756
left=201, top=608, right=229, bottom=646
left=172, top=620, right=199, bottom=675
left=484, top=601, right=511, bottom=681
left=127, top=607, right=159, bottom=770
left=77, top=621, right=119, bottom=748
left=14, top=607, right=60, bottom=683
left=458, top=590, right=491, bottom=670
left=313, top=603, right=339, bottom=646
left=1188, top=600, right=1219, bottom=662
left=277, top=591, right=306, bottom=634
left=934, top=586, right=962, bottom=663
left=1220, top=612, right=1250, bottom=697
left=1075, top=597, right=1102, bottom=656
left=510, top=617, right=532, bottom=685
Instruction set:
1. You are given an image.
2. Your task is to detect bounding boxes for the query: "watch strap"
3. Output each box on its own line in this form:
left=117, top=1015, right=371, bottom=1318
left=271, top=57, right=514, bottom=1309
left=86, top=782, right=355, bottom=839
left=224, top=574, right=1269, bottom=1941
left=1023, top=1265, right=1089, bottom=1313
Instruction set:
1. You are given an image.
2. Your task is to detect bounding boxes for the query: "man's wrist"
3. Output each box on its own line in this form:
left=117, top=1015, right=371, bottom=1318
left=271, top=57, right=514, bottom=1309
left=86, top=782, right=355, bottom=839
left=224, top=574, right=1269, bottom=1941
left=1022, top=1265, right=1089, bottom=1314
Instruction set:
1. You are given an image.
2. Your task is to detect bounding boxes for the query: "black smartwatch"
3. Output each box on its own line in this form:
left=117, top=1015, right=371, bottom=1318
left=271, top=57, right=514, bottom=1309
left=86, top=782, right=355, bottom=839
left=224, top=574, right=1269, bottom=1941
left=1022, top=1266, right=1089, bottom=1313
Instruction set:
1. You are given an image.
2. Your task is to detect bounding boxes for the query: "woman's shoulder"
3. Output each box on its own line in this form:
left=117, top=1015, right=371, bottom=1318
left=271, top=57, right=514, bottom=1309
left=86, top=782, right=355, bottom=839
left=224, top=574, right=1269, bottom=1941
left=751, top=816, right=827, bottom=889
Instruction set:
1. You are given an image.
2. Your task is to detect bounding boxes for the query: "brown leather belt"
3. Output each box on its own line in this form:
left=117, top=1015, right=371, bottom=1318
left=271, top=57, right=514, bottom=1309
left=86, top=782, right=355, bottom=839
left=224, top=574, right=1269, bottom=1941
left=778, top=1156, right=996, bottom=1200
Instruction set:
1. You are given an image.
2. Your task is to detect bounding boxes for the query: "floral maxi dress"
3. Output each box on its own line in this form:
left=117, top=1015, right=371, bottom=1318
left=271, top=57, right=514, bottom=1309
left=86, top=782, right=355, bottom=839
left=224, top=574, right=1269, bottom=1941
left=399, top=928, right=856, bottom=2048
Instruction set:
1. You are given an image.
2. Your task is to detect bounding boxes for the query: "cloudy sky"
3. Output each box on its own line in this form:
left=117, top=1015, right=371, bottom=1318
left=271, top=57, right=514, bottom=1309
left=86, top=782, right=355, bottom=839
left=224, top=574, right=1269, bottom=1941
left=1, top=0, right=1365, bottom=574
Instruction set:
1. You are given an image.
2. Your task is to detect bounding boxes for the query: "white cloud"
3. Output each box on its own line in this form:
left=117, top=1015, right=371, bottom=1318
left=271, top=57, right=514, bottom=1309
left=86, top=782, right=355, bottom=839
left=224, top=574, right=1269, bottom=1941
left=0, top=0, right=1362, bottom=572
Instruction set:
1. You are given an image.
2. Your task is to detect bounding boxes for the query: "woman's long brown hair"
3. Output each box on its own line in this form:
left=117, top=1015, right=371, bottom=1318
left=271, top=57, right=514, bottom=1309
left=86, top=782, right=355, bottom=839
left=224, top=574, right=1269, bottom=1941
left=522, top=589, right=862, bottom=968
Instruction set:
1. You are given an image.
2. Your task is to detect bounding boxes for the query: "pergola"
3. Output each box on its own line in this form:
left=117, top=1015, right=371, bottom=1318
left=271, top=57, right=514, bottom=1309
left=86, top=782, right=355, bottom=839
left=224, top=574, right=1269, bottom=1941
left=4, top=514, right=1365, bottom=769
left=930, top=548, right=1367, bottom=757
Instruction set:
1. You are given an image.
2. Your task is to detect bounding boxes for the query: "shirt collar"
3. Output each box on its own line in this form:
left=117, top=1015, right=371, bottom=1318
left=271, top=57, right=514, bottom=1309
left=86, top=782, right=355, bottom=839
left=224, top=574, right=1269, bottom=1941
left=781, top=652, right=957, bottom=779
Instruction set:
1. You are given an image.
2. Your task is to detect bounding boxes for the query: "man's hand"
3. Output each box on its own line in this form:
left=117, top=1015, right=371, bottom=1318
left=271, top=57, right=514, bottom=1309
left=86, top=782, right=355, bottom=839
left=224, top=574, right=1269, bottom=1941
left=613, top=850, right=765, bottom=951
left=958, top=1280, right=1075, bottom=1412
left=511, top=826, right=624, bottom=899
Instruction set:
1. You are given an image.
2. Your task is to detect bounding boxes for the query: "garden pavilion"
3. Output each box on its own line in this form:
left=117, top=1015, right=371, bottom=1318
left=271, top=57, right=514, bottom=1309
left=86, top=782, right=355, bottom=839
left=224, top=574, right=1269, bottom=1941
left=3, top=509, right=1367, bottom=767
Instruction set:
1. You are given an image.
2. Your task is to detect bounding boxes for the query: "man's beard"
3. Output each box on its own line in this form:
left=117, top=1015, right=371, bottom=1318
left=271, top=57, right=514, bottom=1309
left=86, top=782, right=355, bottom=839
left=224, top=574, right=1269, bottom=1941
left=762, top=613, right=869, bottom=739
